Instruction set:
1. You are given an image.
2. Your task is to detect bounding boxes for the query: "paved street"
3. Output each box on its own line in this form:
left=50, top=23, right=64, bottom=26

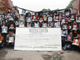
left=0, top=48, right=80, bottom=60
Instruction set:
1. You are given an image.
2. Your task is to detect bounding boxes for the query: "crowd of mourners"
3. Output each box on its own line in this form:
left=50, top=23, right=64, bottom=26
left=0, top=8, right=80, bottom=52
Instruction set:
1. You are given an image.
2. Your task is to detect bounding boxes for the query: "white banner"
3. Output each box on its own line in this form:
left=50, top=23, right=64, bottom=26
left=14, top=28, right=62, bottom=51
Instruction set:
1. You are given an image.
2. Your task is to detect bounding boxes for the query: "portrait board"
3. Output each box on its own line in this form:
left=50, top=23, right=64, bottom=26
left=72, top=38, right=79, bottom=46
left=70, top=14, right=76, bottom=21
left=73, top=24, right=78, bottom=30
left=62, top=24, right=68, bottom=30
left=19, top=14, right=25, bottom=21
left=9, top=37, right=14, bottom=43
left=2, top=26, right=8, bottom=33
left=19, top=21, right=25, bottom=27
left=54, top=22, right=60, bottom=28
left=48, top=22, right=54, bottom=28
left=76, top=16, right=80, bottom=23
left=27, top=22, right=31, bottom=28
left=54, top=15, right=60, bottom=21
left=32, top=15, right=38, bottom=21
left=61, top=18, right=66, bottom=25
left=48, top=17, right=53, bottom=22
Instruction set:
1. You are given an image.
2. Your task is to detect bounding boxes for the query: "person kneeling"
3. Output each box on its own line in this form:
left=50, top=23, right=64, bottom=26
left=0, top=33, right=4, bottom=48
left=6, top=31, right=15, bottom=47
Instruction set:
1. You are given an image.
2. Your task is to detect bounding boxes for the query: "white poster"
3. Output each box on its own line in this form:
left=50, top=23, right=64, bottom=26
left=14, top=28, right=62, bottom=51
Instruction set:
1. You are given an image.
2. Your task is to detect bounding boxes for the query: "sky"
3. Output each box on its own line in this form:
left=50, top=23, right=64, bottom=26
left=11, top=0, right=71, bottom=12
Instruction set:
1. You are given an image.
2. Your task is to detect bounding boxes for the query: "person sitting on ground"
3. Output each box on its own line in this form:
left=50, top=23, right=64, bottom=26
left=6, top=30, right=15, bottom=47
left=0, top=33, right=3, bottom=48
left=63, top=32, right=73, bottom=50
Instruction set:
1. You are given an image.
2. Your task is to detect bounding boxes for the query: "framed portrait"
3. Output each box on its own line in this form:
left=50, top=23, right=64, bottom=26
left=9, top=23, right=14, bottom=29
left=48, top=17, right=53, bottom=22
left=15, top=21, right=19, bottom=26
left=42, top=22, right=48, bottom=28
left=49, top=13, right=54, bottom=17
left=70, top=14, right=76, bottom=21
left=32, top=15, right=38, bottom=21
left=26, top=17, right=31, bottom=22
left=34, top=22, right=39, bottom=28
left=39, top=17, right=43, bottom=22
left=72, top=38, right=79, bottom=46
left=54, top=22, right=60, bottom=28
left=65, top=17, right=70, bottom=22
left=61, top=30, right=68, bottom=36
left=9, top=37, right=14, bottom=43
left=27, top=22, right=31, bottom=28
left=43, top=15, right=47, bottom=21
left=0, top=14, right=5, bottom=20
left=2, top=26, right=8, bottom=33
left=62, top=13, right=66, bottom=18
left=54, top=15, right=60, bottom=21
left=67, top=35, right=72, bottom=41
left=19, top=21, right=25, bottom=27
left=76, top=16, right=80, bottom=23
left=7, top=12, right=11, bottom=18
left=19, top=14, right=24, bottom=21
left=61, top=18, right=66, bottom=25
left=22, top=9, right=26, bottom=15
left=48, top=22, right=54, bottom=28
left=66, top=12, right=70, bottom=16
left=62, top=24, right=68, bottom=30
left=73, top=24, right=78, bottom=30
left=68, top=25, right=72, bottom=30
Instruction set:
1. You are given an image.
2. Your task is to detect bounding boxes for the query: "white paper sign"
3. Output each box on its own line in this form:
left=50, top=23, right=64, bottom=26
left=15, top=28, right=62, bottom=51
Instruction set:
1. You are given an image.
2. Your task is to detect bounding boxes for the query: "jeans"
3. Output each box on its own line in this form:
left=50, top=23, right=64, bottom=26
left=63, top=44, right=71, bottom=50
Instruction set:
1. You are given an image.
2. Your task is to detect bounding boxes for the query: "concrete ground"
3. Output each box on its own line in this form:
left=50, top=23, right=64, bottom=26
left=0, top=48, right=80, bottom=60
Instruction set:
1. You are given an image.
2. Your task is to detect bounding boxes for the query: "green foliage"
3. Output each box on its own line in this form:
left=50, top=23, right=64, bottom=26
left=66, top=0, right=76, bottom=8
left=27, top=12, right=30, bottom=13
left=42, top=8, right=51, bottom=13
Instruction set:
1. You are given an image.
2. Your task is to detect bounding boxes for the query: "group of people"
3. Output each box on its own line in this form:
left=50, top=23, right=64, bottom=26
left=0, top=8, right=80, bottom=52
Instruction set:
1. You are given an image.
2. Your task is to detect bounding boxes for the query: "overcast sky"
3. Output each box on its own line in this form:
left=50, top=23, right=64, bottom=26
left=11, top=0, right=71, bottom=11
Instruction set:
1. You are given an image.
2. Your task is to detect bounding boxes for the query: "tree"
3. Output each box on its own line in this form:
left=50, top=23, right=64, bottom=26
left=66, top=0, right=76, bottom=8
left=42, top=9, right=51, bottom=13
